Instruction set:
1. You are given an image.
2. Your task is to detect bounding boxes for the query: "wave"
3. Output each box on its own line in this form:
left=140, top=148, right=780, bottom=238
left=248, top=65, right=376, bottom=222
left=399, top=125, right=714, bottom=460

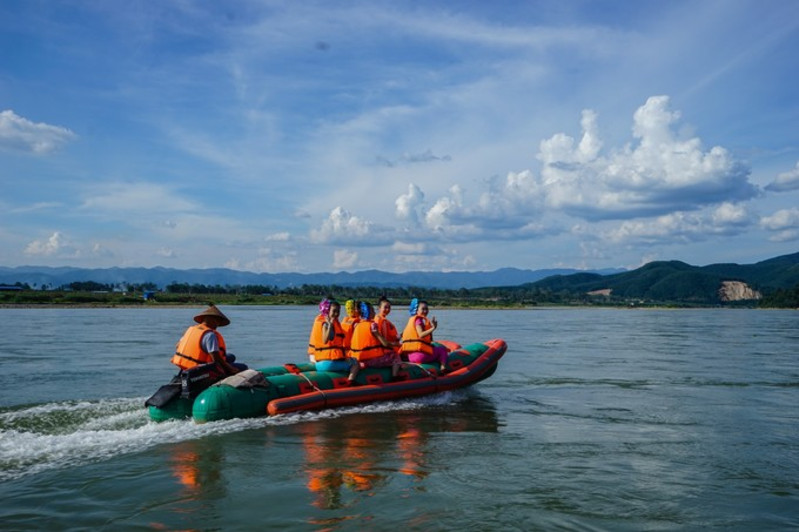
left=0, top=391, right=469, bottom=482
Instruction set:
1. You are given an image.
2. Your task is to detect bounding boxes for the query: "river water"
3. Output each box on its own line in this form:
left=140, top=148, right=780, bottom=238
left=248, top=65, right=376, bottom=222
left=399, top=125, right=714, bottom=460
left=0, top=306, right=797, bottom=530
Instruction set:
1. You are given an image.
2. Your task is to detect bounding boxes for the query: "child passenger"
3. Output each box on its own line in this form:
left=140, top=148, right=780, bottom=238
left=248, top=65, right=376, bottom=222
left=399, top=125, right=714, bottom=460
left=348, top=302, right=403, bottom=381
left=400, top=298, right=449, bottom=374
left=308, top=298, right=359, bottom=385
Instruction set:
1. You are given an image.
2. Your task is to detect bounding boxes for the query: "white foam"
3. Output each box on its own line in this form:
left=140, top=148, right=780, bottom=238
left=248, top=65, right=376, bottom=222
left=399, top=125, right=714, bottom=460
left=0, top=390, right=469, bottom=481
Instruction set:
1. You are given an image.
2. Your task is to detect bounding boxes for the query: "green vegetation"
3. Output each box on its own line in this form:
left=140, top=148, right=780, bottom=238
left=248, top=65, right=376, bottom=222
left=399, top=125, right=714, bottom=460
left=0, top=285, right=528, bottom=308
left=759, top=286, right=799, bottom=308
left=500, top=253, right=799, bottom=307
left=2, top=252, right=799, bottom=308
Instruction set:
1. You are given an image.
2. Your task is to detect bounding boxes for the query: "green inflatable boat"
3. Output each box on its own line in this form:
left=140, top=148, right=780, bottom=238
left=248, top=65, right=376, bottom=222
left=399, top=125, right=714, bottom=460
left=146, top=338, right=507, bottom=423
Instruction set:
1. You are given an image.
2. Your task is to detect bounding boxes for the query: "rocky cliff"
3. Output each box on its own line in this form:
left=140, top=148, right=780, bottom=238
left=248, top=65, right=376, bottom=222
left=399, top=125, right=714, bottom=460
left=718, top=281, right=762, bottom=302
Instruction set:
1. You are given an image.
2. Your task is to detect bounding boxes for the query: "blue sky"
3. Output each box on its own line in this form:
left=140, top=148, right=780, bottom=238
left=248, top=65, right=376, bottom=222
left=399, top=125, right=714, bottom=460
left=2, top=0, right=798, bottom=273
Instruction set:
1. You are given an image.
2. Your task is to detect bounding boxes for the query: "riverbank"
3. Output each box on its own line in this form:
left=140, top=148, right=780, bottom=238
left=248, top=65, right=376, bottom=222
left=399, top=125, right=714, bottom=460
left=0, top=292, right=530, bottom=309
left=0, top=289, right=768, bottom=309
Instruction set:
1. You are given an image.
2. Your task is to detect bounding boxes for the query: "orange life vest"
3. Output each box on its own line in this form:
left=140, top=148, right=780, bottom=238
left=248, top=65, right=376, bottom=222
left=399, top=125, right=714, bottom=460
left=341, top=316, right=360, bottom=349
left=171, top=324, right=227, bottom=370
left=349, top=320, right=389, bottom=361
left=374, top=315, right=399, bottom=344
left=308, top=315, right=346, bottom=361
left=400, top=315, right=433, bottom=355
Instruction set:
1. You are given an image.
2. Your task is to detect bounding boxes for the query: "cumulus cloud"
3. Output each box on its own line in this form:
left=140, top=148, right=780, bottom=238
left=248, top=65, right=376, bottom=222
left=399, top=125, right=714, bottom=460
left=765, top=162, right=799, bottom=192
left=382, top=95, right=755, bottom=248
left=303, top=94, right=766, bottom=267
left=310, top=206, right=394, bottom=245
left=24, top=231, right=79, bottom=257
left=0, top=110, right=77, bottom=154
left=535, top=96, right=756, bottom=220
left=606, top=202, right=754, bottom=245
left=423, top=185, right=485, bottom=240
left=402, top=177, right=551, bottom=241
left=395, top=183, right=425, bottom=224
left=333, top=249, right=359, bottom=269
left=761, top=208, right=799, bottom=242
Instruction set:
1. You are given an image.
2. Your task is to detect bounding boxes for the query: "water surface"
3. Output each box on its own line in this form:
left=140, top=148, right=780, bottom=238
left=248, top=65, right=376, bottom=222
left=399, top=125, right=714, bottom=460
left=1, top=307, right=797, bottom=530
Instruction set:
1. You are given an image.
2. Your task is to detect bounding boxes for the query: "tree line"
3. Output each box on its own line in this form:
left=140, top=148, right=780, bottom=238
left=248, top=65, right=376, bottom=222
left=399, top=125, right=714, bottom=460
left=3, top=279, right=798, bottom=308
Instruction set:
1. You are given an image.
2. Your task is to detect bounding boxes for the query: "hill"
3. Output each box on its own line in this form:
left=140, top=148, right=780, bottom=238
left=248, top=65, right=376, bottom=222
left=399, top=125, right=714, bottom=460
left=524, top=252, right=799, bottom=304
left=0, top=265, right=623, bottom=291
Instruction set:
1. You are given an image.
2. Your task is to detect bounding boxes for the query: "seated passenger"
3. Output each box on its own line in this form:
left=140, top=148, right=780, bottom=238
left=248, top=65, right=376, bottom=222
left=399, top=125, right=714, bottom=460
left=172, top=304, right=247, bottom=377
left=309, top=298, right=359, bottom=384
left=374, top=295, right=400, bottom=354
left=341, top=299, right=361, bottom=351
left=400, top=298, right=448, bottom=374
left=349, top=302, right=402, bottom=381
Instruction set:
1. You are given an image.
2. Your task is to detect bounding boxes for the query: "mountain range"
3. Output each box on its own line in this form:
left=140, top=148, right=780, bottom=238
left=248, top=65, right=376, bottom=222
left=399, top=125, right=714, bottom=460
left=0, top=265, right=623, bottom=291
left=521, top=252, right=799, bottom=303
left=2, top=252, right=797, bottom=303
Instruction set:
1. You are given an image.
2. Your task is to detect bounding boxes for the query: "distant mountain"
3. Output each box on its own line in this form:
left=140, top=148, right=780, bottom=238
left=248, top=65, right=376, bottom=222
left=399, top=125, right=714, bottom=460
left=526, top=252, right=799, bottom=303
left=0, top=265, right=624, bottom=291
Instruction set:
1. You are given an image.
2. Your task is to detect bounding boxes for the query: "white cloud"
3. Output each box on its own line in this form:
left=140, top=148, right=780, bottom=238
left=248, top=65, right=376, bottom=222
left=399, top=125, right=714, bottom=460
left=265, top=232, right=291, bottom=242
left=0, top=110, right=77, bottom=154
left=423, top=185, right=486, bottom=240
left=310, top=206, right=394, bottom=245
left=381, top=96, right=756, bottom=249
left=238, top=248, right=299, bottom=272
left=24, top=231, right=79, bottom=258
left=91, top=243, right=114, bottom=258
left=395, top=183, right=425, bottom=223
left=10, top=202, right=63, bottom=214
left=711, top=202, right=751, bottom=227
left=607, top=202, right=754, bottom=245
left=761, top=208, right=799, bottom=242
left=377, top=149, right=452, bottom=167
left=765, top=162, right=799, bottom=192
left=535, top=96, right=756, bottom=220
left=392, top=241, right=430, bottom=255
left=396, top=176, right=552, bottom=242
left=333, top=249, right=358, bottom=269
left=80, top=182, right=198, bottom=215
left=156, top=247, right=177, bottom=259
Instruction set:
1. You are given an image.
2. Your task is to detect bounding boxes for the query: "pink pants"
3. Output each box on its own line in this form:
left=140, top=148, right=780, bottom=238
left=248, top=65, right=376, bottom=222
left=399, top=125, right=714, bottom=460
left=407, top=345, right=448, bottom=366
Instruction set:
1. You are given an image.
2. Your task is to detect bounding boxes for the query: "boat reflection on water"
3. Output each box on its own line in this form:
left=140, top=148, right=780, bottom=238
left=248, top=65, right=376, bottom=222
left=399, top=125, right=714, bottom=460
left=168, top=440, right=226, bottom=496
left=295, top=396, right=500, bottom=514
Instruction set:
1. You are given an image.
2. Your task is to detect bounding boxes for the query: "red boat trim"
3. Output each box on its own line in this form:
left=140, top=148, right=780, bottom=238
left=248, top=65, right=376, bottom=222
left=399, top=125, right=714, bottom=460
left=267, top=338, right=507, bottom=415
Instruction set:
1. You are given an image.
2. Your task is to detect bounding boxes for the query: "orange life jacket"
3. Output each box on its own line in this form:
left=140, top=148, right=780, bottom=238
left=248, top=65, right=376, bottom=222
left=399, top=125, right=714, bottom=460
left=374, top=315, right=399, bottom=344
left=171, top=324, right=226, bottom=370
left=308, top=315, right=346, bottom=361
left=341, top=316, right=360, bottom=349
left=400, top=315, right=433, bottom=355
left=349, top=320, right=389, bottom=361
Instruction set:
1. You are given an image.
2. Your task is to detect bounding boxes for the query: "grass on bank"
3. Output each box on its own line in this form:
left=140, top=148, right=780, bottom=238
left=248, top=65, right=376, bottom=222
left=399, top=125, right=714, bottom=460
left=0, top=290, right=530, bottom=308
left=0, top=288, right=778, bottom=308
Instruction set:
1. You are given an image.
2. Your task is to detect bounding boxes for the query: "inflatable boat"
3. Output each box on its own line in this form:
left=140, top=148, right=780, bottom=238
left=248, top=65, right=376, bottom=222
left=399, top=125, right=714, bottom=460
left=146, top=338, right=507, bottom=423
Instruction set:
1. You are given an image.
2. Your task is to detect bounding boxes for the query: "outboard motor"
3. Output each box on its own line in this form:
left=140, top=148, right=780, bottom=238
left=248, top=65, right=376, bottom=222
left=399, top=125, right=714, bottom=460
left=179, top=363, right=225, bottom=398
left=145, top=363, right=225, bottom=408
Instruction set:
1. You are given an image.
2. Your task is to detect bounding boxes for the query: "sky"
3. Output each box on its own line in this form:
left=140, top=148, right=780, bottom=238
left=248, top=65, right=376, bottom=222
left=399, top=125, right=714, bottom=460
left=2, top=0, right=799, bottom=274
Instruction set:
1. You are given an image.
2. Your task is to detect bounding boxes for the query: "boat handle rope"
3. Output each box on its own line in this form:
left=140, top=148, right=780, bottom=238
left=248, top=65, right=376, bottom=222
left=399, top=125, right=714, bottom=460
left=404, top=362, right=438, bottom=379
left=285, top=364, right=328, bottom=404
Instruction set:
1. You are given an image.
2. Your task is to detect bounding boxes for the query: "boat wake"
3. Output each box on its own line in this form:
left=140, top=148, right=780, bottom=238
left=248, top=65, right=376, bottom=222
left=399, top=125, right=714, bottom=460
left=0, top=391, right=469, bottom=481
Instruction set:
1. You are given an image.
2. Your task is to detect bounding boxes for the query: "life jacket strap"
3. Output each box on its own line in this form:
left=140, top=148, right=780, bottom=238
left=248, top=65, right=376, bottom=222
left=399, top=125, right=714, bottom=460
left=174, top=352, right=207, bottom=365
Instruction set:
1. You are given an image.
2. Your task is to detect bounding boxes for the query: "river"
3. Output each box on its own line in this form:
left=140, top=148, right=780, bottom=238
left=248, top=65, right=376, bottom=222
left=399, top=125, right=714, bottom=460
left=1, top=306, right=797, bottom=530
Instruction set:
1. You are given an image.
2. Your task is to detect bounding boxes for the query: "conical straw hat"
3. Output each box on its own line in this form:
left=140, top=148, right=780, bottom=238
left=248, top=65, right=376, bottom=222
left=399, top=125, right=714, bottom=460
left=193, top=304, right=230, bottom=327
